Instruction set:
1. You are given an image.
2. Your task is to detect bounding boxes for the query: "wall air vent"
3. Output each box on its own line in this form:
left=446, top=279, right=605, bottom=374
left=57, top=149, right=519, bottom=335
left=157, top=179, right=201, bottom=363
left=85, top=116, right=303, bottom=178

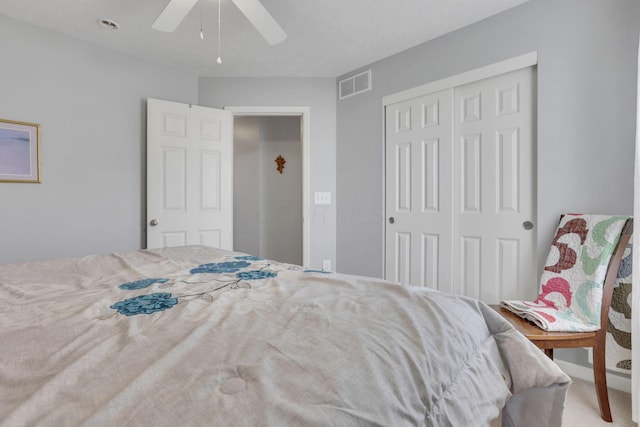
left=339, top=69, right=372, bottom=100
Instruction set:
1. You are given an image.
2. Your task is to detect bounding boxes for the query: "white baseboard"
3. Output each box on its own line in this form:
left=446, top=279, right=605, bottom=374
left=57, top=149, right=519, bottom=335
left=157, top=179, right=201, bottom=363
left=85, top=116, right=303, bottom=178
left=554, top=360, right=632, bottom=394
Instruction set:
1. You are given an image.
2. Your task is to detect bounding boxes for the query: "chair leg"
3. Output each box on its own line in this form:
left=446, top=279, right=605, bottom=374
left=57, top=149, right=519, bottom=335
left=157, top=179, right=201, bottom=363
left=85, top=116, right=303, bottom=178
left=593, top=345, right=612, bottom=422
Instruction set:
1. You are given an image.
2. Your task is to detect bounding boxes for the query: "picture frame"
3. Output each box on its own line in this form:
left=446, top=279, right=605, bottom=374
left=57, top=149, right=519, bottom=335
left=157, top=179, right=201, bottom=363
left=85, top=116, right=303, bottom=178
left=0, top=118, right=41, bottom=183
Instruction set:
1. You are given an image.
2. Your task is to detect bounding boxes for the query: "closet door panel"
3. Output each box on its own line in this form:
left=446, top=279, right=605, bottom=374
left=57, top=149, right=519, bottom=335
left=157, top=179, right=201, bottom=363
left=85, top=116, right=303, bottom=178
left=385, top=90, right=453, bottom=291
left=452, top=67, right=537, bottom=303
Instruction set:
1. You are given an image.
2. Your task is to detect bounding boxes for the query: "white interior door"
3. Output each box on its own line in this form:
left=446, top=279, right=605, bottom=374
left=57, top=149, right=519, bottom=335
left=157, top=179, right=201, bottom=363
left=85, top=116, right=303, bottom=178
left=385, top=66, right=537, bottom=304
left=452, top=67, right=537, bottom=302
left=384, top=89, right=454, bottom=293
left=147, top=98, right=233, bottom=250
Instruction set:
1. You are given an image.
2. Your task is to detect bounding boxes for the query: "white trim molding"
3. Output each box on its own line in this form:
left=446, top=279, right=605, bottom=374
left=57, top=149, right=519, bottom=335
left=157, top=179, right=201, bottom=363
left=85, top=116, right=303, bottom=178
left=382, top=51, right=538, bottom=106
left=554, top=360, right=632, bottom=394
left=224, top=106, right=311, bottom=268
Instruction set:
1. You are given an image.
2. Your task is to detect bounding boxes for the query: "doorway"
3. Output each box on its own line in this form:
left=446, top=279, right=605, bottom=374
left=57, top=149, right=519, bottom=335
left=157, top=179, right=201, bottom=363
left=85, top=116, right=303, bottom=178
left=233, top=116, right=302, bottom=264
left=226, top=106, right=310, bottom=266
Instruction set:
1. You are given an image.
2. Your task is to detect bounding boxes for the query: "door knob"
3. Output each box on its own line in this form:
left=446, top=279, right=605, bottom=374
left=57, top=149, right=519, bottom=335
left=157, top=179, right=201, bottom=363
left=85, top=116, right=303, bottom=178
left=149, top=219, right=159, bottom=227
left=522, top=221, right=533, bottom=230
left=388, top=217, right=395, bottom=224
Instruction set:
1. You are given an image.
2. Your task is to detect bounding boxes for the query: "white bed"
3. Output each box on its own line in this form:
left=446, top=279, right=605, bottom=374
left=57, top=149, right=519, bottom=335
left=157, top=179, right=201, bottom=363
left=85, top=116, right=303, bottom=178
left=0, top=246, right=570, bottom=426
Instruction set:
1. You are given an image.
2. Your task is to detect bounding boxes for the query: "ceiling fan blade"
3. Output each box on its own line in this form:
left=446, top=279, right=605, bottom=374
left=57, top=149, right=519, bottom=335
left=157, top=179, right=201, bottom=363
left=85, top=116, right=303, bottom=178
left=231, top=0, right=287, bottom=45
left=152, top=0, right=200, bottom=32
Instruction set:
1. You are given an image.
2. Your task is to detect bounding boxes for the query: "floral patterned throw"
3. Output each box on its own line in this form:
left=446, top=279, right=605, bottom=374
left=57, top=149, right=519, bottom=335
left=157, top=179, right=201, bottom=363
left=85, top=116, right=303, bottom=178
left=501, top=214, right=629, bottom=332
left=604, top=241, right=633, bottom=372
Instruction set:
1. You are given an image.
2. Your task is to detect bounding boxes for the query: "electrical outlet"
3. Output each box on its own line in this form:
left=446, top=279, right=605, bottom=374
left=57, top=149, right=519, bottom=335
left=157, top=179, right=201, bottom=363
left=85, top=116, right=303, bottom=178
left=314, top=192, right=331, bottom=205
left=322, top=260, right=331, bottom=271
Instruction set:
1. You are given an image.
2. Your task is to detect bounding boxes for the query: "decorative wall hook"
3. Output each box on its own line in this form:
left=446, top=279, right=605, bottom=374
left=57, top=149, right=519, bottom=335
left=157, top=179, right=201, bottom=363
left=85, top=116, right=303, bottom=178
left=275, top=155, right=286, bottom=174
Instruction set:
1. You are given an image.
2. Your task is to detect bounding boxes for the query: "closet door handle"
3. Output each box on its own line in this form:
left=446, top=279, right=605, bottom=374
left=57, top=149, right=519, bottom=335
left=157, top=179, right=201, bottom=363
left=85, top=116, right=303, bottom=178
left=522, top=221, right=533, bottom=230
left=149, top=219, right=159, bottom=227
left=388, top=217, right=395, bottom=224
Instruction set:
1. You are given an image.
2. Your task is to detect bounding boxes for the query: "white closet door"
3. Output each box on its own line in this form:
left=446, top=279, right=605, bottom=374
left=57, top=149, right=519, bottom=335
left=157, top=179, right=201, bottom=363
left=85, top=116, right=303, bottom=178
left=385, top=67, right=537, bottom=304
left=385, top=89, right=453, bottom=292
left=452, top=67, right=537, bottom=302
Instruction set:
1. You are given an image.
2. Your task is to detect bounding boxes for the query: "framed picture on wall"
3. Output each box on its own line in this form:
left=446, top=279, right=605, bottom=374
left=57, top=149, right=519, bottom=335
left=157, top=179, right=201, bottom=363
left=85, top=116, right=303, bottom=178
left=0, top=118, right=41, bottom=183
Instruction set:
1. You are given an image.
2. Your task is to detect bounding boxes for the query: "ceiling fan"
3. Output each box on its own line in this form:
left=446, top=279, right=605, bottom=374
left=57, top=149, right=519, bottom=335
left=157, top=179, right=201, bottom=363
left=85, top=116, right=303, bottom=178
left=152, top=0, right=287, bottom=45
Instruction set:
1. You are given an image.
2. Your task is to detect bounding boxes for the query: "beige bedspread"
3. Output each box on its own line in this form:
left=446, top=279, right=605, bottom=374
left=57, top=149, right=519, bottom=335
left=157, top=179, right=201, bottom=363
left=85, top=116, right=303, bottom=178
left=0, top=246, right=569, bottom=426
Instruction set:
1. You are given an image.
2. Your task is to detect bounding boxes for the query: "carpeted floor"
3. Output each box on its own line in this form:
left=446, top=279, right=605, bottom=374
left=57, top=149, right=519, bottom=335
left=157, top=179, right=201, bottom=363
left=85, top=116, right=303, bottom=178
left=563, top=377, right=635, bottom=426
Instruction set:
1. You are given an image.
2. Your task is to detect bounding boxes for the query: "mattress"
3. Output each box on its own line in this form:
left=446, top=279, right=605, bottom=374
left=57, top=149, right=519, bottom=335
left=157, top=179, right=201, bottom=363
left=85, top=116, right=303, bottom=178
left=0, top=246, right=570, bottom=426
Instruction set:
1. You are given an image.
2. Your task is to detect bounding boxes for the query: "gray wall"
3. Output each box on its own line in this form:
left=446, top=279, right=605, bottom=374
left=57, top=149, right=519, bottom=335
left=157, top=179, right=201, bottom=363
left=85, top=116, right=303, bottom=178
left=234, top=116, right=303, bottom=265
left=337, top=0, right=639, bottom=278
left=259, top=116, right=303, bottom=265
left=336, top=0, right=639, bottom=369
left=233, top=116, right=262, bottom=257
left=0, top=16, right=199, bottom=263
left=199, top=78, right=336, bottom=270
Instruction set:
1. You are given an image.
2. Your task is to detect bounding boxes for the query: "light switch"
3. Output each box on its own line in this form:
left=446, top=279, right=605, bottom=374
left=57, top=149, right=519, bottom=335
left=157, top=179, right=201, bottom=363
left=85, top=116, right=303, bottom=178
left=314, top=192, right=331, bottom=205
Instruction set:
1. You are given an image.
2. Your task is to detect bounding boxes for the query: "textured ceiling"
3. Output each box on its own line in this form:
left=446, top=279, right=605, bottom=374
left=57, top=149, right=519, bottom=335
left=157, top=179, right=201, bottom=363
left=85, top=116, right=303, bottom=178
left=0, top=0, right=529, bottom=78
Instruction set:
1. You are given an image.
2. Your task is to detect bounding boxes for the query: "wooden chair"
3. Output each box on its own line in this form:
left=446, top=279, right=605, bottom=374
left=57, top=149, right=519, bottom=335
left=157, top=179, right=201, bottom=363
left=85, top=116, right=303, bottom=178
left=491, top=217, right=633, bottom=423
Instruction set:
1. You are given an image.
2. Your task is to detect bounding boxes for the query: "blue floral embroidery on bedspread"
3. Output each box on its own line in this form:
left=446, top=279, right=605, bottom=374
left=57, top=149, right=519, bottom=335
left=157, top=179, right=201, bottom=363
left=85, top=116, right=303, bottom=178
left=110, top=293, right=178, bottom=316
left=235, top=255, right=263, bottom=261
left=236, top=270, right=277, bottom=280
left=119, top=278, right=169, bottom=290
left=190, top=261, right=251, bottom=274
left=111, top=255, right=282, bottom=316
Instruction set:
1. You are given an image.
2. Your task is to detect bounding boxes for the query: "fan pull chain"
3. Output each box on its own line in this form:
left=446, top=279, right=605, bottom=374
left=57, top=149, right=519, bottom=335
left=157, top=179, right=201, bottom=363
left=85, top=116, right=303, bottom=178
left=199, top=1, right=204, bottom=40
left=217, top=0, right=222, bottom=64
